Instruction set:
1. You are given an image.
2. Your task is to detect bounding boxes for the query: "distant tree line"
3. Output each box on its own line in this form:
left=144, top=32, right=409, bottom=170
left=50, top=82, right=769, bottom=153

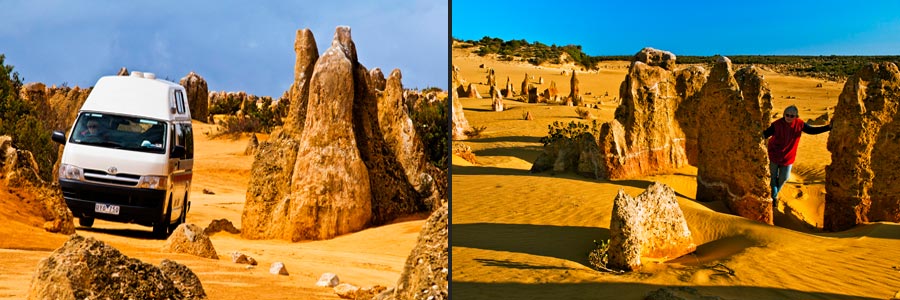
left=455, top=36, right=900, bottom=80
left=454, top=36, right=602, bottom=70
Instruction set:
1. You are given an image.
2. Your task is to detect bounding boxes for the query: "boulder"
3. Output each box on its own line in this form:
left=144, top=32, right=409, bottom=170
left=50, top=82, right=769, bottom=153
left=283, top=28, right=319, bottom=134
left=159, top=259, right=208, bottom=300
left=608, top=183, right=696, bottom=271
left=634, top=47, right=677, bottom=71
left=230, top=252, right=258, bottom=265
left=369, top=67, right=387, bottom=91
left=270, top=262, right=289, bottom=275
left=27, top=235, right=202, bottom=300
left=334, top=283, right=359, bottom=298
left=381, top=204, right=448, bottom=300
left=162, top=223, right=219, bottom=259
left=179, top=71, right=209, bottom=122
left=0, top=136, right=74, bottom=234
left=204, top=218, right=241, bottom=235
left=317, top=273, right=340, bottom=287
left=696, top=57, right=773, bottom=224
left=825, top=62, right=900, bottom=231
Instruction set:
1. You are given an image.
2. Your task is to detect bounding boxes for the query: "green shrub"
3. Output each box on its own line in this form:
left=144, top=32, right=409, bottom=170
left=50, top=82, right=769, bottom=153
left=409, top=96, right=449, bottom=169
left=0, top=54, right=57, bottom=182
left=539, top=120, right=601, bottom=147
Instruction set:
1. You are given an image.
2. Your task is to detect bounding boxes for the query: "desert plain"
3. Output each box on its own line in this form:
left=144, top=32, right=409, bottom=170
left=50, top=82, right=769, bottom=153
left=0, top=121, right=425, bottom=300
left=451, top=43, right=900, bottom=299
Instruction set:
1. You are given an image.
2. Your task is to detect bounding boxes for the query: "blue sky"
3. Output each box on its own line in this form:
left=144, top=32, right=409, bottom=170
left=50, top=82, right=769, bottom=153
left=0, top=0, right=448, bottom=97
left=452, top=0, right=900, bottom=56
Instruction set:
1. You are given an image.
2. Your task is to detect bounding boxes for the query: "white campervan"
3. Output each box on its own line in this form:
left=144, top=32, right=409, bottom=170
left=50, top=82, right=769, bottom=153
left=52, top=71, right=193, bottom=237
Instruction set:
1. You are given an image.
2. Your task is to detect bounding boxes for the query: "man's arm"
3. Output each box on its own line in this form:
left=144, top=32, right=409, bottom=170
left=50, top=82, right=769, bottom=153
left=803, top=123, right=832, bottom=135
left=763, top=124, right=775, bottom=138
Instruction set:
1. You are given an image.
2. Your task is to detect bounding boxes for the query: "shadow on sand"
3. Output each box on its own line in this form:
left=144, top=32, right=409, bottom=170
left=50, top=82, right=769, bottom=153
left=76, top=225, right=162, bottom=240
left=452, top=223, right=608, bottom=267
left=451, top=281, right=881, bottom=300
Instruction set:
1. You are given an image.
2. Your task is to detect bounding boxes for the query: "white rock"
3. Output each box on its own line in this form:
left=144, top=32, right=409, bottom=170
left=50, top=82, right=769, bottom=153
left=316, top=272, right=340, bottom=287
left=333, top=283, right=359, bottom=298
left=269, top=262, right=288, bottom=275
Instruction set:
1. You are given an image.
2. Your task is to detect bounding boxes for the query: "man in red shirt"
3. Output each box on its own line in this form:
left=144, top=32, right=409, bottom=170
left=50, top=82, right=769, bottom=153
left=763, top=105, right=831, bottom=208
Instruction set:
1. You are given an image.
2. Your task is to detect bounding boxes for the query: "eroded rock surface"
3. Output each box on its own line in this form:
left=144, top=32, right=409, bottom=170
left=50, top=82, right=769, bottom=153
left=380, top=204, right=448, bottom=300
left=608, top=183, right=695, bottom=271
left=28, top=235, right=204, bottom=300
left=180, top=71, right=209, bottom=122
left=696, top=57, right=773, bottom=224
left=162, top=223, right=219, bottom=259
left=825, top=62, right=900, bottom=231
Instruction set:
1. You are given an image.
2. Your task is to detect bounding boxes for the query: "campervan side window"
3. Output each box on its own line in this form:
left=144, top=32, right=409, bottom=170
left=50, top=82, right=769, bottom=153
left=69, top=112, right=167, bottom=154
left=175, top=90, right=186, bottom=114
left=171, top=123, right=194, bottom=159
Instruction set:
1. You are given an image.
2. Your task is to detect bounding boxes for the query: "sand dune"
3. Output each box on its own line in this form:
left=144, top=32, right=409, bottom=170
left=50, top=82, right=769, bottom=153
left=452, top=45, right=900, bottom=299
left=0, top=121, right=423, bottom=300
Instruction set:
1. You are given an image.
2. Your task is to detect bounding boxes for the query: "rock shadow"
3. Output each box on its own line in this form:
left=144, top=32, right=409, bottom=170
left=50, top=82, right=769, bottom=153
left=452, top=223, right=608, bottom=267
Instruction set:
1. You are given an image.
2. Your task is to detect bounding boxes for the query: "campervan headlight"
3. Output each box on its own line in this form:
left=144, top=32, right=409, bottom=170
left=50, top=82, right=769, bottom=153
left=59, top=164, right=84, bottom=181
left=137, top=175, right=168, bottom=190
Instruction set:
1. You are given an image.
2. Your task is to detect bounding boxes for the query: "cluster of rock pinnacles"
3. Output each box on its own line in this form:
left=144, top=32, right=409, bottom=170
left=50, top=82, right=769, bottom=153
left=240, top=27, right=445, bottom=242
left=523, top=48, right=900, bottom=270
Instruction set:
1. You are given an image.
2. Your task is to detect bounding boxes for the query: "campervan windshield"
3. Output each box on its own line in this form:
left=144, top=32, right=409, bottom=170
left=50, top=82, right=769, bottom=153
left=70, top=112, right=168, bottom=154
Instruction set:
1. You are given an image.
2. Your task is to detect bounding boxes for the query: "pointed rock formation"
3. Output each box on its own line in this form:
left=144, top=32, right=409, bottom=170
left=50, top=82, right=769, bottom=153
left=286, top=26, right=372, bottom=240
left=530, top=48, right=704, bottom=180
left=283, top=28, right=319, bottom=134
left=696, top=57, right=773, bottom=224
left=608, top=183, right=695, bottom=271
left=372, top=69, right=438, bottom=221
left=825, top=62, right=900, bottom=231
left=116, top=67, right=129, bottom=76
left=467, top=83, right=481, bottom=99
left=504, top=76, right=515, bottom=97
left=452, top=84, right=471, bottom=140
left=674, top=65, right=708, bottom=165
left=491, top=86, right=504, bottom=112
left=180, top=71, right=209, bottom=122
left=243, top=26, right=442, bottom=242
left=596, top=50, right=688, bottom=179
left=569, top=70, right=581, bottom=105
left=1, top=136, right=75, bottom=234
left=521, top=73, right=529, bottom=97
left=369, top=67, right=386, bottom=91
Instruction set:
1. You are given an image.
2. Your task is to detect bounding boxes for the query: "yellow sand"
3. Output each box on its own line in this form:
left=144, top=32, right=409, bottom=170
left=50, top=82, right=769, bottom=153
left=452, top=45, right=900, bottom=299
left=0, top=121, right=421, bottom=300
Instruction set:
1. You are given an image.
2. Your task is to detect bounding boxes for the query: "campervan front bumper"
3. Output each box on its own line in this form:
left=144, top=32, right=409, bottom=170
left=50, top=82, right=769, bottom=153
left=59, top=179, right=167, bottom=226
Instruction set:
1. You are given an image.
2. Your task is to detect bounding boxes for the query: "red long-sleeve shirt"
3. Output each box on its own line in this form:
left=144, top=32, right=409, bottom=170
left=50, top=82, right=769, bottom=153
left=763, top=118, right=831, bottom=166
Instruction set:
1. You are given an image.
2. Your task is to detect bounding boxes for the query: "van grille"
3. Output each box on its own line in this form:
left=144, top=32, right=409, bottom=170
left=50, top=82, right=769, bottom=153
left=83, top=169, right=141, bottom=187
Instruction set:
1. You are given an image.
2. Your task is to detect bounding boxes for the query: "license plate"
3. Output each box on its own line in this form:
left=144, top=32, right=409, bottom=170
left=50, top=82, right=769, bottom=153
left=94, top=203, right=120, bottom=215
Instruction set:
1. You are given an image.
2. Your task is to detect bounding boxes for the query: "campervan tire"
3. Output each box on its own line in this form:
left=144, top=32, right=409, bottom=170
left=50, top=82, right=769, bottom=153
left=78, top=217, right=94, bottom=227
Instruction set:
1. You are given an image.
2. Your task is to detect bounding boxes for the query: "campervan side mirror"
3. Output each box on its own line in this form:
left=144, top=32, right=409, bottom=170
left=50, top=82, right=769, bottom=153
left=51, top=131, right=67, bottom=145
left=171, top=145, right=185, bottom=158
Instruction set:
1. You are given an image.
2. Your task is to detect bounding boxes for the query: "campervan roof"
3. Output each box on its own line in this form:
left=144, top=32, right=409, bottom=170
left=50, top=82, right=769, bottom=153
left=80, top=73, right=190, bottom=121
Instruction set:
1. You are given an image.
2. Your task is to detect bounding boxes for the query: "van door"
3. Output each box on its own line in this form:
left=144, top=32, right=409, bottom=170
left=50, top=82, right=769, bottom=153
left=169, top=122, right=194, bottom=223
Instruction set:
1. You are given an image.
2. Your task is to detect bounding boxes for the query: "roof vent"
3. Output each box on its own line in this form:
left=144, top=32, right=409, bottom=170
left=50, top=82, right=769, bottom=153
left=130, top=71, right=144, bottom=78
left=144, top=73, right=156, bottom=79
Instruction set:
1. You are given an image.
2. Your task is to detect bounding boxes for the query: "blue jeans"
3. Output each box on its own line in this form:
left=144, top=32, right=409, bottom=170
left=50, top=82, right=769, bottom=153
left=769, top=162, right=792, bottom=202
